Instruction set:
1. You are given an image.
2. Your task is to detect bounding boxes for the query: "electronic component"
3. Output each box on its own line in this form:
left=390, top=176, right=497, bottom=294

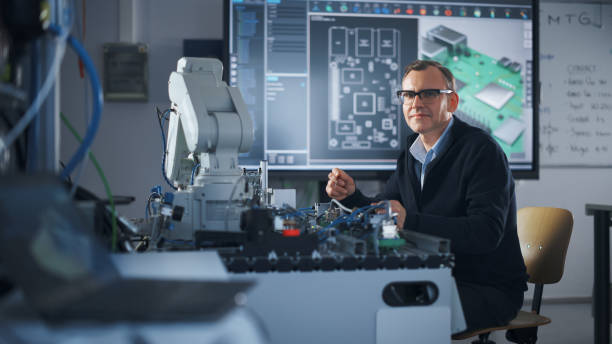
left=454, top=110, right=491, bottom=133
left=474, top=82, right=515, bottom=110
left=509, top=61, right=521, bottom=73
left=426, top=25, right=467, bottom=55
left=420, top=38, right=448, bottom=63
left=493, top=117, right=526, bottom=145
left=498, top=57, right=511, bottom=68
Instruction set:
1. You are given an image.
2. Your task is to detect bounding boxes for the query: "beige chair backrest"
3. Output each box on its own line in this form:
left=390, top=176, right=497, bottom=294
left=517, top=207, right=573, bottom=284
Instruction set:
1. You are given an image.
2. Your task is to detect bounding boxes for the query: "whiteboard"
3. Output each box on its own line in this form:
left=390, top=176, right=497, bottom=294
left=539, top=2, right=612, bottom=167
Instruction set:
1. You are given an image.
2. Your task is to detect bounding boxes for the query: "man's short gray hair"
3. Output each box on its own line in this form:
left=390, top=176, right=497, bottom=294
left=402, top=60, right=455, bottom=91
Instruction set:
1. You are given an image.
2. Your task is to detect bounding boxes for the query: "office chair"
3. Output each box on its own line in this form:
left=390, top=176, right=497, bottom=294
left=452, top=207, right=573, bottom=344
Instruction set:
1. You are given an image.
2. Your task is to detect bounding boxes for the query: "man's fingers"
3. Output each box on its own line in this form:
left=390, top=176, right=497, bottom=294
left=328, top=168, right=354, bottom=200
left=330, top=184, right=348, bottom=195
left=329, top=170, right=347, bottom=186
left=333, top=168, right=347, bottom=180
left=326, top=180, right=347, bottom=197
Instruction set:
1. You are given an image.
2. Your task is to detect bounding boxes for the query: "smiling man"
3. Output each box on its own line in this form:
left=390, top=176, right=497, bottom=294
left=326, top=60, right=528, bottom=333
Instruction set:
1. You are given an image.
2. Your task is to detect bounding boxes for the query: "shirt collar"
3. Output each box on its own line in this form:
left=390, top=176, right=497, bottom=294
left=409, top=116, right=455, bottom=164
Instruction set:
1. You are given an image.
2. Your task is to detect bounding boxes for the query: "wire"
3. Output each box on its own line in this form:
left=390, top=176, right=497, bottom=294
left=60, top=112, right=118, bottom=252
left=69, top=0, right=91, bottom=197
left=145, top=192, right=162, bottom=219
left=331, top=199, right=352, bottom=213
left=157, top=108, right=177, bottom=190
left=68, top=75, right=91, bottom=197
left=46, top=25, right=103, bottom=181
left=75, top=0, right=87, bottom=78
left=316, top=203, right=385, bottom=242
left=69, top=147, right=89, bottom=196
left=190, top=163, right=200, bottom=185
left=0, top=28, right=68, bottom=157
left=59, top=31, right=101, bottom=179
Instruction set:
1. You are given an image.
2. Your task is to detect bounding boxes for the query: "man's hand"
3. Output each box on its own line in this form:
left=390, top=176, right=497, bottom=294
left=388, top=200, right=407, bottom=229
left=375, top=200, right=407, bottom=229
left=326, top=168, right=356, bottom=201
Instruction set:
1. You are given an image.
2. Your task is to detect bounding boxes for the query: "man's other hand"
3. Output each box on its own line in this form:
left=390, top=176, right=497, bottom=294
left=326, top=168, right=356, bottom=201
left=374, top=200, right=407, bottom=229
left=388, top=200, right=407, bottom=229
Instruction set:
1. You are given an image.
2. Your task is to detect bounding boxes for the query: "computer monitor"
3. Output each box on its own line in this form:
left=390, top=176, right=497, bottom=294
left=225, top=0, right=539, bottom=179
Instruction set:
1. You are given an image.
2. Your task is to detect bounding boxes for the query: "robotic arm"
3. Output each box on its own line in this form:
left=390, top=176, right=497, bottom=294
left=165, top=58, right=253, bottom=187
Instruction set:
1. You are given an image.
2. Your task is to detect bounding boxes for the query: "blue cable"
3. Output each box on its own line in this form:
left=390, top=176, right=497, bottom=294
left=317, top=204, right=385, bottom=238
left=47, top=24, right=103, bottom=180
left=190, top=163, right=200, bottom=185
left=159, top=109, right=177, bottom=190
left=145, top=192, right=160, bottom=219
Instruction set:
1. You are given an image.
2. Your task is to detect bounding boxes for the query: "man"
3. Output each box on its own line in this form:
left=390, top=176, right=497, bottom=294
left=326, top=60, right=527, bottom=332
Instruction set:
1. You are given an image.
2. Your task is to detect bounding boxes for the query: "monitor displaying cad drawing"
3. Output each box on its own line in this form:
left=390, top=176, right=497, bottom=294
left=225, top=0, right=538, bottom=178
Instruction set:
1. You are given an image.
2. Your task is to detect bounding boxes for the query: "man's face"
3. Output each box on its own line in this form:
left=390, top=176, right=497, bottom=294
left=401, top=66, right=459, bottom=138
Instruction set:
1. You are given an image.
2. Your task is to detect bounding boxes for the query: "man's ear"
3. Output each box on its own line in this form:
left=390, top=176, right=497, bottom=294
left=447, top=92, right=459, bottom=112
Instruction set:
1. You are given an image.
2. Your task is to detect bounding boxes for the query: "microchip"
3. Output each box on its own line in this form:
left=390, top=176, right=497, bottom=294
left=498, top=57, right=511, bottom=68
left=455, top=78, right=466, bottom=91
left=509, top=62, right=521, bottom=73
left=493, top=117, right=526, bottom=145
left=474, top=82, right=514, bottom=110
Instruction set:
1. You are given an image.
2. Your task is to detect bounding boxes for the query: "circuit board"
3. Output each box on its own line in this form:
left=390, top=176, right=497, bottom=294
left=448, top=49, right=526, bottom=157
left=327, top=26, right=403, bottom=151
left=420, top=25, right=528, bottom=159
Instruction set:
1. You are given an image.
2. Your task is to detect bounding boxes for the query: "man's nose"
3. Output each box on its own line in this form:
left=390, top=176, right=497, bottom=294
left=411, top=93, right=426, bottom=107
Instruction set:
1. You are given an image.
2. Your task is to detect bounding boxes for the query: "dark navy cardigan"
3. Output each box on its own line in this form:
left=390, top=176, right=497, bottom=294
left=343, top=116, right=528, bottom=293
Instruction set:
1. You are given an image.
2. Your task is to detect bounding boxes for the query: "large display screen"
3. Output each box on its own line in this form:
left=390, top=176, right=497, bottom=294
left=225, top=0, right=539, bottom=178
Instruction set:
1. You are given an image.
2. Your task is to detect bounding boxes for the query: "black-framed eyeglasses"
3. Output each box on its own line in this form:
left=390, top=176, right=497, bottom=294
left=396, top=89, right=453, bottom=105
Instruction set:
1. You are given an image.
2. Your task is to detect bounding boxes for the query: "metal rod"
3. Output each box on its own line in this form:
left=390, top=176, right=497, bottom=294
left=260, top=160, right=268, bottom=206
left=594, top=210, right=610, bottom=344
left=531, top=284, right=543, bottom=314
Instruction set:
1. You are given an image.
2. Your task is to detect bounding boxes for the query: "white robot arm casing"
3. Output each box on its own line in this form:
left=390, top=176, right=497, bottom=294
left=159, top=58, right=255, bottom=239
left=166, top=58, right=253, bottom=184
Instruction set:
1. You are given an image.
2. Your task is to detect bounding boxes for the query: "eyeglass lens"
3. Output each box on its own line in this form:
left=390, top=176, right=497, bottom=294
left=399, top=90, right=441, bottom=104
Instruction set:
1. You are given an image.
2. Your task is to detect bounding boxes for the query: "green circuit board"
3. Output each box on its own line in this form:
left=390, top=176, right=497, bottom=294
left=443, top=47, right=525, bottom=158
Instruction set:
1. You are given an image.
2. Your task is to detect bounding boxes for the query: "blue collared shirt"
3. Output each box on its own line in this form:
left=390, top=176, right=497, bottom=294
left=409, top=116, right=454, bottom=189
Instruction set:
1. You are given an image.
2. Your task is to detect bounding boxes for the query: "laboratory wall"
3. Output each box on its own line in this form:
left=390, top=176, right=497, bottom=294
left=59, top=0, right=612, bottom=300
